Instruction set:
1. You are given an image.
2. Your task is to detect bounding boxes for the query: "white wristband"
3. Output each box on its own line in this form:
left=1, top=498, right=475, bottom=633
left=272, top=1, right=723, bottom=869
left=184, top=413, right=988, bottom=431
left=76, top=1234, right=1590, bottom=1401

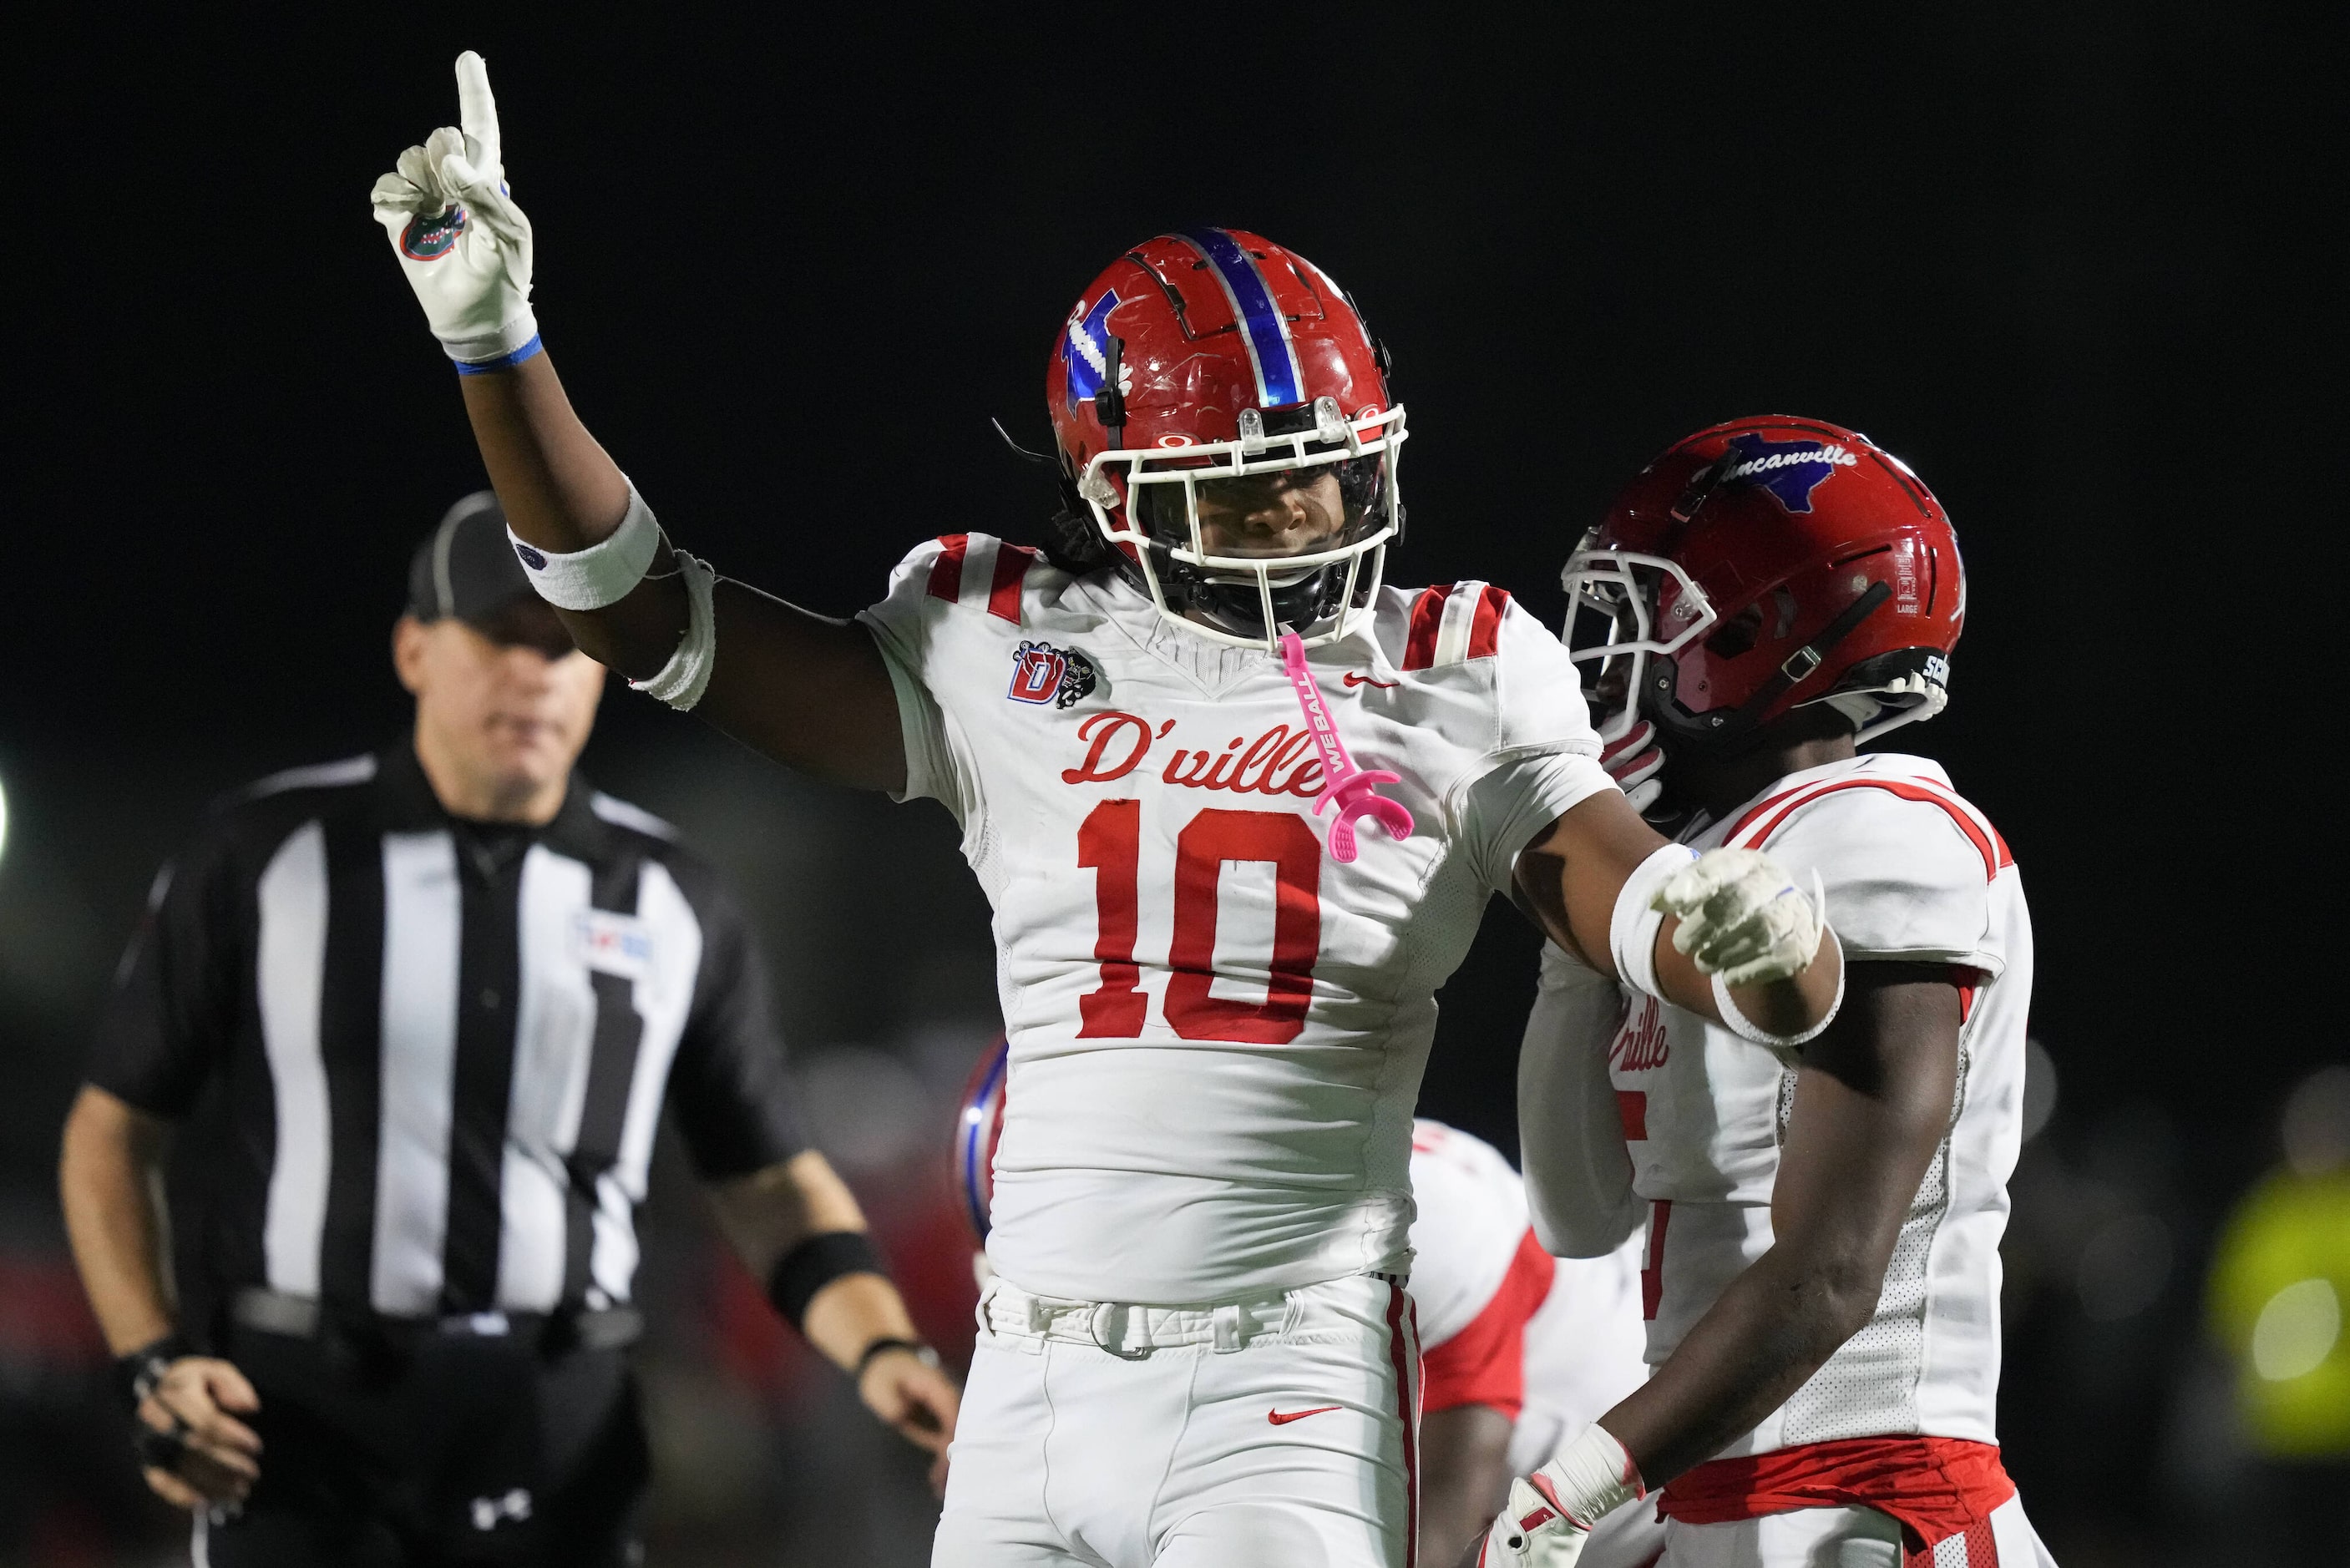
left=509, top=485, right=661, bottom=611
left=444, top=306, right=542, bottom=371
left=630, top=552, right=717, bottom=711
left=1532, top=1424, right=1646, bottom=1530
left=1712, top=926, right=1844, bottom=1052
left=1609, top=844, right=1699, bottom=1001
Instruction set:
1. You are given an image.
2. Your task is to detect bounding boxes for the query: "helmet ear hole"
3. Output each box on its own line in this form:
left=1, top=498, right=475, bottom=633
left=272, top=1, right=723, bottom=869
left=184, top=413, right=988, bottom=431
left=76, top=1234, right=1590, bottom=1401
left=1704, top=603, right=1765, bottom=660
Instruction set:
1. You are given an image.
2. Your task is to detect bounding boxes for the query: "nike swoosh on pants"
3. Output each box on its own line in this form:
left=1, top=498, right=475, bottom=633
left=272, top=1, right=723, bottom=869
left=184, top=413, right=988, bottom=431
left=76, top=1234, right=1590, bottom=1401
left=1267, top=1405, right=1343, bottom=1425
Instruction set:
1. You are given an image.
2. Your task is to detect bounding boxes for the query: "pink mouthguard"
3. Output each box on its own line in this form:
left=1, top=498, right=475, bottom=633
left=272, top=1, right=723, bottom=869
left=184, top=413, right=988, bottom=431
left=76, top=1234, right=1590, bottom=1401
left=1278, top=631, right=1414, bottom=862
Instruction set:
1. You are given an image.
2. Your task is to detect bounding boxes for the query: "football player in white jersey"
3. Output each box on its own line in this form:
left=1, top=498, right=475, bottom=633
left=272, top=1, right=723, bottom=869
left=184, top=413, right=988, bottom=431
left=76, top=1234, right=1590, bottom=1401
left=1405, top=1120, right=1660, bottom=1568
left=370, top=58, right=1845, bottom=1567
left=1482, top=421, right=2059, bottom=1568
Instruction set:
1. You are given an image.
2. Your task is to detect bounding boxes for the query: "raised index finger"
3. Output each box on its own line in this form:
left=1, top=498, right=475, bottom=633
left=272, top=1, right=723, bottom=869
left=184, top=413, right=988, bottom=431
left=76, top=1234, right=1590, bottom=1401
left=454, top=50, right=499, bottom=151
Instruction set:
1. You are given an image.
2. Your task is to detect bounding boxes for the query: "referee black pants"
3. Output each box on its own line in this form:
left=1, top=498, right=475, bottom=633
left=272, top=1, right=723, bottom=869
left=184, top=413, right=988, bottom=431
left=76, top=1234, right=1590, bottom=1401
left=195, top=1320, right=648, bottom=1568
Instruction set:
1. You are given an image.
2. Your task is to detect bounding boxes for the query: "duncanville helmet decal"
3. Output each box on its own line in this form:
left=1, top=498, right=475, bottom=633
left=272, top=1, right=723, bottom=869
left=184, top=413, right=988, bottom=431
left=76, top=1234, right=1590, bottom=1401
left=1720, top=432, right=1860, bottom=514
left=400, top=205, right=468, bottom=260
left=1007, top=641, right=1101, bottom=709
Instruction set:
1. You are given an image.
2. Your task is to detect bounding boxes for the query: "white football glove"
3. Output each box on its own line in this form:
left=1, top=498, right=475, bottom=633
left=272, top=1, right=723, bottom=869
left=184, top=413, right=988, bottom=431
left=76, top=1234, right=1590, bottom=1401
left=1478, top=1474, right=1594, bottom=1567
left=1598, top=721, right=1665, bottom=814
left=1478, top=1427, right=1643, bottom=1568
left=1654, top=846, right=1825, bottom=989
left=369, top=52, right=538, bottom=367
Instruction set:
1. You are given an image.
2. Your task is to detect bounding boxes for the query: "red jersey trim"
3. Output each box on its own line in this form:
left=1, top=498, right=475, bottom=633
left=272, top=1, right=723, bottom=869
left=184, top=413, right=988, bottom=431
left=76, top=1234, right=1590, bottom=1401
left=988, top=543, right=1038, bottom=625
left=1403, top=583, right=1510, bottom=670
left=1616, top=1090, right=1649, bottom=1141
left=1466, top=584, right=1509, bottom=659
left=926, top=534, right=970, bottom=602
left=1419, top=1228, right=1554, bottom=1420
left=1640, top=1199, right=1671, bottom=1322
left=1659, top=1435, right=2015, bottom=1565
left=1402, top=584, right=1451, bottom=670
left=1727, top=778, right=2013, bottom=881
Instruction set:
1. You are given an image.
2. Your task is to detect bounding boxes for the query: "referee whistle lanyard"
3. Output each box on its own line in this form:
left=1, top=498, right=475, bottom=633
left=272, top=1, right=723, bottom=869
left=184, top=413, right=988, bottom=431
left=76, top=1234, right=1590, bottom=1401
left=1278, top=630, right=1414, bottom=862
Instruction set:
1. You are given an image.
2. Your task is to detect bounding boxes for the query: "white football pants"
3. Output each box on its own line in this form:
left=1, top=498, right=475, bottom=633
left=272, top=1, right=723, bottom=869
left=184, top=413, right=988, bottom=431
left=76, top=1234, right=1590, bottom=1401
left=1659, top=1493, right=2058, bottom=1567
left=933, top=1272, right=1421, bottom=1568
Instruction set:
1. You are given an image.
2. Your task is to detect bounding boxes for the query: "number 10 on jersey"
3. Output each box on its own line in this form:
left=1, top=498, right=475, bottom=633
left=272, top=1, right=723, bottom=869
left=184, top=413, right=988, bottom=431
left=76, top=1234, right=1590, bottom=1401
left=1076, top=801, right=1324, bottom=1045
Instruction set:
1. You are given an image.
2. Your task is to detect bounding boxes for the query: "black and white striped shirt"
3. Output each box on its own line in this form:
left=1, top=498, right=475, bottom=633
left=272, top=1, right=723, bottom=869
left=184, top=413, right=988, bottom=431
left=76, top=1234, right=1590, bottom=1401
left=91, top=745, right=805, bottom=1321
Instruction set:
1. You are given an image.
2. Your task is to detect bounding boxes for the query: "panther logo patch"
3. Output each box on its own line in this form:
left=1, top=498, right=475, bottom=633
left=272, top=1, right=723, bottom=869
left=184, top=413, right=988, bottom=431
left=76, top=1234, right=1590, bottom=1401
left=1008, top=641, right=1100, bottom=709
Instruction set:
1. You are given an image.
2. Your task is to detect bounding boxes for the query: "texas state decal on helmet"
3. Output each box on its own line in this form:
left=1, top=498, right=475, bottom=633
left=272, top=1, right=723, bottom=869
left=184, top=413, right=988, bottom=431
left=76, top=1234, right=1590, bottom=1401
left=1562, top=417, right=1964, bottom=751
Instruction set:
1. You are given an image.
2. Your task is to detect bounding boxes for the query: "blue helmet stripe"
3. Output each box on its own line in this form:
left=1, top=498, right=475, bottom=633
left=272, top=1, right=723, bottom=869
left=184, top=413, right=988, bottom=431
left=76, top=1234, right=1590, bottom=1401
left=1177, top=227, right=1303, bottom=407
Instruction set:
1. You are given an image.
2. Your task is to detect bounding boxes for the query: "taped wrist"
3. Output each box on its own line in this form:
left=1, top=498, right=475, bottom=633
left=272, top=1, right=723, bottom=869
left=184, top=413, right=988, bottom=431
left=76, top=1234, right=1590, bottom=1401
left=115, top=1332, right=191, bottom=1413
left=1713, top=926, right=1845, bottom=1050
left=1531, top=1424, right=1646, bottom=1530
left=767, top=1231, right=889, bottom=1331
left=509, top=485, right=661, bottom=610
left=445, top=308, right=543, bottom=372
left=1608, top=844, right=1699, bottom=1001
left=629, top=551, right=717, bottom=711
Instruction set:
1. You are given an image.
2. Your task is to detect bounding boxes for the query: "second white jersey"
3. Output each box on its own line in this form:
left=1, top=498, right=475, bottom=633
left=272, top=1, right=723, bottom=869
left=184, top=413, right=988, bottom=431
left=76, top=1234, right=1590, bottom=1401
left=1530, top=752, right=2033, bottom=1455
left=862, top=535, right=1612, bottom=1304
left=1408, top=1120, right=1649, bottom=1474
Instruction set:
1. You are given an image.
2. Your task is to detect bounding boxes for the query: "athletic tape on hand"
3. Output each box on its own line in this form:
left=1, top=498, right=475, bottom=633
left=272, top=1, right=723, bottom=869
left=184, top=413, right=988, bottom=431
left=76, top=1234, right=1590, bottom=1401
left=1714, top=924, right=1844, bottom=1051
left=1609, top=844, right=1699, bottom=1002
left=509, top=487, right=660, bottom=610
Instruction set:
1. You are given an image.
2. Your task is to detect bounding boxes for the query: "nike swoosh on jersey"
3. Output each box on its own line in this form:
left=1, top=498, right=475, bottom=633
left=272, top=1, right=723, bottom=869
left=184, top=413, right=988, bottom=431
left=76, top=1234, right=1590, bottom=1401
left=1343, top=672, right=1398, bottom=689
left=1267, top=1404, right=1344, bottom=1425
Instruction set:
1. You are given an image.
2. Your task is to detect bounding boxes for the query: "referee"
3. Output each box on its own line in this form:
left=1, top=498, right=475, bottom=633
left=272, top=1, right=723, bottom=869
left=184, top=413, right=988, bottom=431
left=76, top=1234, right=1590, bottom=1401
left=58, top=493, right=960, bottom=1565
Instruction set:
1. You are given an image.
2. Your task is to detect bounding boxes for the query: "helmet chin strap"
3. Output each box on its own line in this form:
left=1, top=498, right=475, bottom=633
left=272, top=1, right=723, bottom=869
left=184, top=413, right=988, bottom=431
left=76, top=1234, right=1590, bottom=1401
left=1660, top=581, right=1893, bottom=751
left=1094, top=336, right=1127, bottom=447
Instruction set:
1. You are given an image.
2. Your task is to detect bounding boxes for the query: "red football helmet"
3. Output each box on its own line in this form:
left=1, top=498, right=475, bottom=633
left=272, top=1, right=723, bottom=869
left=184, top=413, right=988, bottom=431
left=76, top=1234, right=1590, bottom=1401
left=954, top=1037, right=1009, bottom=1243
left=1563, top=417, right=1963, bottom=751
left=1045, top=227, right=1406, bottom=650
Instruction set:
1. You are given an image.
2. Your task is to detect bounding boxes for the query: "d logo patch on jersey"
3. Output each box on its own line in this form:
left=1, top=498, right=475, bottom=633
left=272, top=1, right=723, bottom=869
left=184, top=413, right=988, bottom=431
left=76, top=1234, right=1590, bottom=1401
left=1008, top=641, right=1101, bottom=709
left=574, top=909, right=653, bottom=981
left=1721, top=432, right=1859, bottom=513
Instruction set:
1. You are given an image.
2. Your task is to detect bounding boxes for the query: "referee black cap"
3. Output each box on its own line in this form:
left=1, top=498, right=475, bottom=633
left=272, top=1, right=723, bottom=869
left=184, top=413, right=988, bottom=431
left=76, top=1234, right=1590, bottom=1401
left=406, top=491, right=538, bottom=628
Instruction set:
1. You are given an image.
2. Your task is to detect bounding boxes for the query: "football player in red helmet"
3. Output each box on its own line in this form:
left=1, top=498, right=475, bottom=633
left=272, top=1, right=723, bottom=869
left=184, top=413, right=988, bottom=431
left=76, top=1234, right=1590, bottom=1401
left=372, top=56, right=1844, bottom=1567
left=1486, top=420, right=2059, bottom=1567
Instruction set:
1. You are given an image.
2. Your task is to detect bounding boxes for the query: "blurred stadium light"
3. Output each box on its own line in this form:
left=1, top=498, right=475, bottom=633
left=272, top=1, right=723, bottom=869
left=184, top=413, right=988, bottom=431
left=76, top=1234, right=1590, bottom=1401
left=2206, top=1066, right=2350, bottom=1459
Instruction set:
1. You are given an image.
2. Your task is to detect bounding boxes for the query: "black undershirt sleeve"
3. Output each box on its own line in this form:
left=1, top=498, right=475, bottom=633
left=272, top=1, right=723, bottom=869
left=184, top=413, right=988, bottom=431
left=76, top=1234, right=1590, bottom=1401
left=665, top=874, right=808, bottom=1181
left=87, top=832, right=237, bottom=1119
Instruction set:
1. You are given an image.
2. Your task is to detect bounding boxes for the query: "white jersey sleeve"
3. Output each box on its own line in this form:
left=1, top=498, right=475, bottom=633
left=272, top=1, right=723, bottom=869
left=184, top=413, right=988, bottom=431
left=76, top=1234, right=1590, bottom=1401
left=1455, top=599, right=1615, bottom=894
left=855, top=534, right=1015, bottom=822
left=1726, top=766, right=2012, bottom=974
left=1517, top=941, right=1643, bottom=1258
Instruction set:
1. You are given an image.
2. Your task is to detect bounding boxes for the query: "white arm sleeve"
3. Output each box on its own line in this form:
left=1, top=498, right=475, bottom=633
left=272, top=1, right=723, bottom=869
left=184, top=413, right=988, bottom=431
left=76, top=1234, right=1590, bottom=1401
left=1517, top=941, right=1643, bottom=1257
left=852, top=539, right=971, bottom=816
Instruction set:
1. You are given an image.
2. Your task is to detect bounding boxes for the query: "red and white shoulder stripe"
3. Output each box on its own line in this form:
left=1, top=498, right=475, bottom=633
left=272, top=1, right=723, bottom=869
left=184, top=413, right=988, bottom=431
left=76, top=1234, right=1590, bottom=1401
left=1401, top=581, right=1510, bottom=671
left=1725, top=771, right=2014, bottom=881
left=924, top=534, right=1041, bottom=626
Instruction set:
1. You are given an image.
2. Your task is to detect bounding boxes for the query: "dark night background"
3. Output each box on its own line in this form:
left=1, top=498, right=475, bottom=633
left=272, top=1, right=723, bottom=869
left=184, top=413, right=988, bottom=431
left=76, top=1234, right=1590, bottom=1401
left=3, top=5, right=2339, bottom=1565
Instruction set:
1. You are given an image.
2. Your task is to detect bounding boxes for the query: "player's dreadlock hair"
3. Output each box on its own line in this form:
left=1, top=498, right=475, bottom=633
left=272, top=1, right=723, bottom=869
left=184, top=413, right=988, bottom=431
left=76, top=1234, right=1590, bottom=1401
left=1039, top=477, right=1122, bottom=577
left=992, top=417, right=1122, bottom=578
